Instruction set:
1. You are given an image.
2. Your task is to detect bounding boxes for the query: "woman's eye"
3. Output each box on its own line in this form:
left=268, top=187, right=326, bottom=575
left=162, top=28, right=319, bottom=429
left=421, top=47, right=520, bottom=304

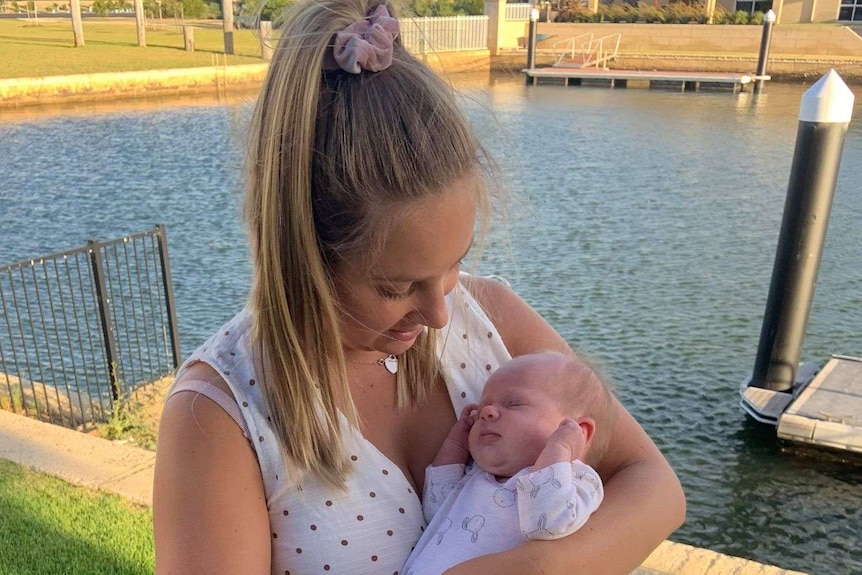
left=378, top=286, right=412, bottom=300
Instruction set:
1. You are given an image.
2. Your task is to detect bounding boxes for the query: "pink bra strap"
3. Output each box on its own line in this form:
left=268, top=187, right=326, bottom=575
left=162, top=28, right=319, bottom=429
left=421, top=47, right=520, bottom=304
left=166, top=380, right=250, bottom=439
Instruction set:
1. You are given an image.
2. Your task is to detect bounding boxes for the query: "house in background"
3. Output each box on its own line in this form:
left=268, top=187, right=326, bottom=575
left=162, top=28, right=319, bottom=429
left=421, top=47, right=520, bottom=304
left=723, top=0, right=862, bottom=23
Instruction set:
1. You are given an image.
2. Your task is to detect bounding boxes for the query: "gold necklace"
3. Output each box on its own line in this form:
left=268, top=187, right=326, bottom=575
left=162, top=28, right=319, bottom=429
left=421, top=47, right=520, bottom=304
left=344, top=354, right=398, bottom=374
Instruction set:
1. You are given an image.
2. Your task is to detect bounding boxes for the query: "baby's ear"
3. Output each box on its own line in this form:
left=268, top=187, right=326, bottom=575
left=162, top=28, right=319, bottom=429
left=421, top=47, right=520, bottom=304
left=576, top=416, right=596, bottom=445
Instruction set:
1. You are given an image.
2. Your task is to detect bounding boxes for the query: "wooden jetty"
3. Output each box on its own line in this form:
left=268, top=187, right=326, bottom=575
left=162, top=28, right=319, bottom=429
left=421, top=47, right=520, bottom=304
left=523, top=67, right=768, bottom=93
left=741, top=355, right=862, bottom=455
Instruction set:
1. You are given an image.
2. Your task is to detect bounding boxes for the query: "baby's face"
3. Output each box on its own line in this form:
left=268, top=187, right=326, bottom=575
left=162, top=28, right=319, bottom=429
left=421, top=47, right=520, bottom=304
left=468, top=358, right=568, bottom=478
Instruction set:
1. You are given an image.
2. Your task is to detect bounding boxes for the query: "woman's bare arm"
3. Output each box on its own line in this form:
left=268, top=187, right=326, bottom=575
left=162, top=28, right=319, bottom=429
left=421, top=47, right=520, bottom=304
left=449, top=276, right=686, bottom=574
left=153, top=362, right=271, bottom=575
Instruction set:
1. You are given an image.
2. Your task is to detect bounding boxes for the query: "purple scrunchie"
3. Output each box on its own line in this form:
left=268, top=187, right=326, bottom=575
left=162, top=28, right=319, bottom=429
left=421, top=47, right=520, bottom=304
left=330, top=5, right=400, bottom=74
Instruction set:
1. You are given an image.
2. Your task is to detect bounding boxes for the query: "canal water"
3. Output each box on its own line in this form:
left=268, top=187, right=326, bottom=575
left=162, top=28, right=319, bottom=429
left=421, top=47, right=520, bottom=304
left=1, top=74, right=860, bottom=574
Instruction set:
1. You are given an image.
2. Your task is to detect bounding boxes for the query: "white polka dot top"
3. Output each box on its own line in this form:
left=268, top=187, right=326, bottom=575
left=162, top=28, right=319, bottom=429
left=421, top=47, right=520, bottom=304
left=174, top=276, right=512, bottom=575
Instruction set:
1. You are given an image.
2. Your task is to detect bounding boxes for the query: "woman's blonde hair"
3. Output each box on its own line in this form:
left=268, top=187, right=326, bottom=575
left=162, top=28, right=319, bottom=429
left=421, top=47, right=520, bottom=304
left=245, top=0, right=489, bottom=486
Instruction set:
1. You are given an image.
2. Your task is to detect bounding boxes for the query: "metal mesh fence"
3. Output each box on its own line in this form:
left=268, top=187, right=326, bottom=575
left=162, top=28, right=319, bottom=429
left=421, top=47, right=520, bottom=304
left=0, top=226, right=180, bottom=429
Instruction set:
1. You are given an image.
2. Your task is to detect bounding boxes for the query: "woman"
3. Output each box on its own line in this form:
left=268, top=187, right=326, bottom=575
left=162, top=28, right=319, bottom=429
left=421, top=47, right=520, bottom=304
left=153, top=0, right=685, bottom=573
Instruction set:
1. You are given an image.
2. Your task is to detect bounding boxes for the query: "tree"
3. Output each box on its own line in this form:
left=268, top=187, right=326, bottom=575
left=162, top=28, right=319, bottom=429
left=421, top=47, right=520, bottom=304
left=237, top=0, right=293, bottom=24
left=408, top=0, right=484, bottom=16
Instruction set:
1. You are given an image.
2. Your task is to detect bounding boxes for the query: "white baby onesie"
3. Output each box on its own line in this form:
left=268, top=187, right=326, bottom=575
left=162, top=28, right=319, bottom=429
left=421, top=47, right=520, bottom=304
left=402, top=460, right=603, bottom=575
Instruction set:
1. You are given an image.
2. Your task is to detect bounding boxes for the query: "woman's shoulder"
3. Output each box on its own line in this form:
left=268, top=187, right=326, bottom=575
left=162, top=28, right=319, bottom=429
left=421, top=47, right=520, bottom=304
left=458, top=273, right=571, bottom=358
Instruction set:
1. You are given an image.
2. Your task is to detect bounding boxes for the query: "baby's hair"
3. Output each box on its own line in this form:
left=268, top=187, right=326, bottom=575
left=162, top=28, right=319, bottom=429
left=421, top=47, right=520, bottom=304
left=244, top=0, right=492, bottom=487
left=534, top=351, right=618, bottom=468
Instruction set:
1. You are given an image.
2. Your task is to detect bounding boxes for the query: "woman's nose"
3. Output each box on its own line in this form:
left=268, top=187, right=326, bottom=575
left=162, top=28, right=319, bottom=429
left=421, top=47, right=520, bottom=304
left=416, top=282, right=450, bottom=329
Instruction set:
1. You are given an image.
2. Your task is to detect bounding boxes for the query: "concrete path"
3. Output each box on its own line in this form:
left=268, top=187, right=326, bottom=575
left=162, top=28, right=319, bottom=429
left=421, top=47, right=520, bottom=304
left=0, top=408, right=154, bottom=507
left=0, top=409, right=807, bottom=574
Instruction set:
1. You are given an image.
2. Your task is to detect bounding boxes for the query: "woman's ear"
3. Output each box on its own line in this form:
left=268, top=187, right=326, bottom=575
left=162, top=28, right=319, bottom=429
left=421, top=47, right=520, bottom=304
left=576, top=416, right=596, bottom=445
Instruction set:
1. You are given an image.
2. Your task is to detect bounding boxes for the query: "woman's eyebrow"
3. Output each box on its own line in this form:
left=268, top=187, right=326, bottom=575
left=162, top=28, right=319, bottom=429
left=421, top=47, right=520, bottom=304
left=372, top=237, right=474, bottom=283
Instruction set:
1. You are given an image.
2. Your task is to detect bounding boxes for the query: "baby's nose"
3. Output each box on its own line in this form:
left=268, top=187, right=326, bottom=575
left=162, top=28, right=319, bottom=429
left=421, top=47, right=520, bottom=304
left=479, top=405, right=499, bottom=421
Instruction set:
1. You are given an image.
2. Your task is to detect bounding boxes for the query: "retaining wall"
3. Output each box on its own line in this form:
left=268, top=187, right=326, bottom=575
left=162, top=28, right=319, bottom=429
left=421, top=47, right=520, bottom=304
left=0, top=64, right=269, bottom=108
left=498, top=23, right=862, bottom=79
left=0, top=50, right=490, bottom=109
left=539, top=22, right=862, bottom=56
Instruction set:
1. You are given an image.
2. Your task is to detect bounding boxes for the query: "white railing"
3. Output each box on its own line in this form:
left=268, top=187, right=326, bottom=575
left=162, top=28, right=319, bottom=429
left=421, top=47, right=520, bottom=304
left=553, top=33, right=621, bottom=70
left=505, top=2, right=533, bottom=20
left=401, top=16, right=489, bottom=54
left=589, top=33, right=621, bottom=69
left=553, top=33, right=594, bottom=65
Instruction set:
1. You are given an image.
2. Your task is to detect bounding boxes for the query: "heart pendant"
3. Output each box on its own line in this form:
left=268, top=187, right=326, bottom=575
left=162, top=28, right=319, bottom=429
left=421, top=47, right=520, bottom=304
left=383, top=355, right=398, bottom=374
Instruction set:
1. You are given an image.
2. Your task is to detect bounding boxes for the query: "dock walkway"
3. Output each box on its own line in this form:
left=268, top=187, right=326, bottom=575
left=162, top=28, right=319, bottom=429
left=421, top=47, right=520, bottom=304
left=742, top=355, right=862, bottom=455
left=778, top=355, right=862, bottom=453
left=524, top=67, right=763, bottom=92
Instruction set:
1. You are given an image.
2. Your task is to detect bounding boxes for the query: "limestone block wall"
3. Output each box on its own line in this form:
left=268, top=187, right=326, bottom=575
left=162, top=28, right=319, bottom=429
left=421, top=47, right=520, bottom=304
left=0, top=64, right=269, bottom=108
left=0, top=51, right=490, bottom=108
left=538, top=22, right=862, bottom=57
left=485, top=0, right=530, bottom=54
left=416, top=49, right=492, bottom=73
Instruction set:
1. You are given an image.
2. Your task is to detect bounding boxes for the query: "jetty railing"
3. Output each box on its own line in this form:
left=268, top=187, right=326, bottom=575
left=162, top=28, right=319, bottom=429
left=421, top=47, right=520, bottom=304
left=0, top=225, right=181, bottom=429
left=401, top=15, right=489, bottom=54
left=590, top=33, right=621, bottom=70
left=553, top=33, right=595, bottom=66
left=553, top=33, right=620, bottom=70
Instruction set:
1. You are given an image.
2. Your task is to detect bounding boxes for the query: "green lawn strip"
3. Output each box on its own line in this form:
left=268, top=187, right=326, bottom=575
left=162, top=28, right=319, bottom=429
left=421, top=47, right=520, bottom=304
left=0, top=18, right=266, bottom=79
left=0, top=459, right=154, bottom=575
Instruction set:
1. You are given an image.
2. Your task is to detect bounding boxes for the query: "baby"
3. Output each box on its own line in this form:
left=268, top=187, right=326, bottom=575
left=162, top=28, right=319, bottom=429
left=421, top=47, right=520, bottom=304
left=402, top=351, right=617, bottom=575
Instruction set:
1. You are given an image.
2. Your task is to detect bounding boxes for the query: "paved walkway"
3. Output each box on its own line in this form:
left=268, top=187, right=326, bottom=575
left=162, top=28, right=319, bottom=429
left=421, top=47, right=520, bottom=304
left=0, top=409, right=807, bottom=575
left=0, top=408, right=154, bottom=507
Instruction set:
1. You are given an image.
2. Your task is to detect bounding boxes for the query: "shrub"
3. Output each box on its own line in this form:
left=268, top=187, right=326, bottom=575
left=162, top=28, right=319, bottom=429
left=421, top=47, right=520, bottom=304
left=664, top=1, right=703, bottom=23
left=555, top=0, right=720, bottom=25
left=637, top=2, right=666, bottom=23
left=99, top=397, right=157, bottom=451
left=711, top=6, right=731, bottom=23
left=749, top=10, right=764, bottom=24
left=732, top=9, right=749, bottom=24
left=601, top=3, right=638, bottom=22
left=408, top=0, right=482, bottom=16
left=555, top=3, right=597, bottom=22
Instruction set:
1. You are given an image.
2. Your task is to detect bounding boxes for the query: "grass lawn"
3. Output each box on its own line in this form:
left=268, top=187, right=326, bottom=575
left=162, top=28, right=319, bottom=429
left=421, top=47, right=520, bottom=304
left=0, top=459, right=154, bottom=575
left=0, top=17, right=266, bottom=79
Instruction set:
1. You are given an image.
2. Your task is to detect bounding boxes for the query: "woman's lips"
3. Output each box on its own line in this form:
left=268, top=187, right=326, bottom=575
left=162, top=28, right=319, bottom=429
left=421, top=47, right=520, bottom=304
left=386, top=326, right=423, bottom=342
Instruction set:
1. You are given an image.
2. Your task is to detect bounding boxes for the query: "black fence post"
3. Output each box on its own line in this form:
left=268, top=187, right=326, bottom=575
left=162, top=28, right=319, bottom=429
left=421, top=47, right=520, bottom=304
left=89, top=240, right=121, bottom=401
left=749, top=70, right=854, bottom=392
left=754, top=9, right=776, bottom=94
left=155, top=225, right=182, bottom=369
left=526, top=8, right=538, bottom=72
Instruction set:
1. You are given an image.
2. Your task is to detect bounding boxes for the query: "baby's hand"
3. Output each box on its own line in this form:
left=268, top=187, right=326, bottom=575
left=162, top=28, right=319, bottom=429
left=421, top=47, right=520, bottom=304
left=534, top=419, right=588, bottom=470
left=451, top=403, right=479, bottom=442
left=547, top=418, right=588, bottom=460
left=431, top=404, right=478, bottom=467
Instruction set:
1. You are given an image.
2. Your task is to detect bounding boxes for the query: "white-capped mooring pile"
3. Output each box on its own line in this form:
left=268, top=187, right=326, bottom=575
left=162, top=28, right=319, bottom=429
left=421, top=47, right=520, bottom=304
left=741, top=70, right=862, bottom=455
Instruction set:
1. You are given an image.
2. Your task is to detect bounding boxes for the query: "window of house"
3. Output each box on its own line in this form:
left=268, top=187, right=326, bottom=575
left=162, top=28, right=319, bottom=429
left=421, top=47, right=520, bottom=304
left=735, top=0, right=772, bottom=14
left=838, top=0, right=862, bottom=21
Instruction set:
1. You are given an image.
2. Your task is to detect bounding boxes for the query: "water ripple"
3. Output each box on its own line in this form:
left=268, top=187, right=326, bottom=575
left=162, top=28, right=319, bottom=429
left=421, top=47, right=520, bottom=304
left=2, top=79, right=861, bottom=574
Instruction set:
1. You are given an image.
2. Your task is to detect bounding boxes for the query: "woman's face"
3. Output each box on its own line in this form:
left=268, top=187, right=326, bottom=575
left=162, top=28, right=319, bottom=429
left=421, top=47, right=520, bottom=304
left=333, top=175, right=478, bottom=357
